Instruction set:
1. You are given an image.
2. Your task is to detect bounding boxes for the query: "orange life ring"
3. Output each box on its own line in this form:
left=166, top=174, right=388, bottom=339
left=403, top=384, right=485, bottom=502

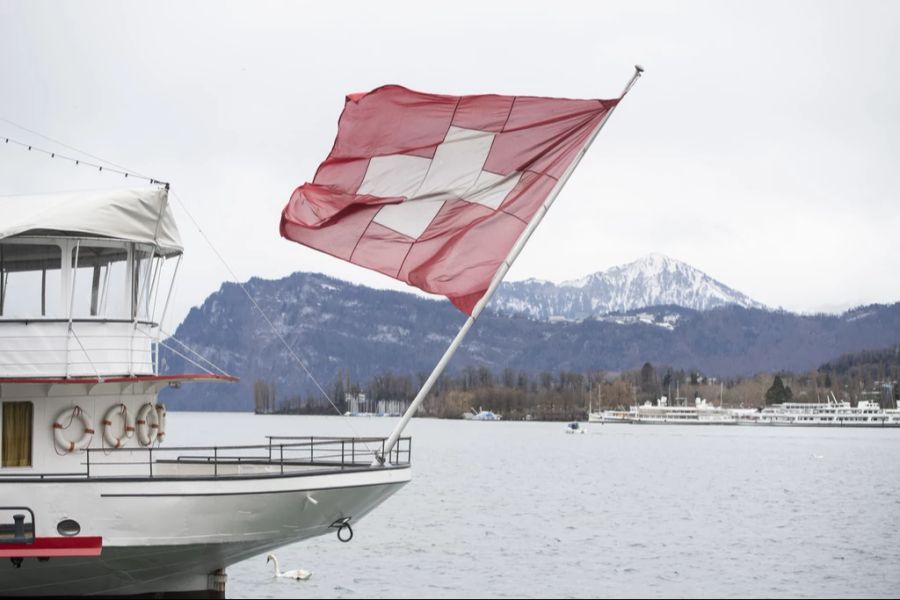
left=53, top=406, right=94, bottom=453
left=135, top=402, right=160, bottom=447
left=101, top=403, right=135, bottom=448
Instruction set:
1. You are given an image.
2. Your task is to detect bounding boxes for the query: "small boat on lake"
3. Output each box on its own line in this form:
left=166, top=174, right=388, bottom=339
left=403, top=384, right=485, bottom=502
left=463, top=408, right=502, bottom=421
left=565, top=422, right=586, bottom=434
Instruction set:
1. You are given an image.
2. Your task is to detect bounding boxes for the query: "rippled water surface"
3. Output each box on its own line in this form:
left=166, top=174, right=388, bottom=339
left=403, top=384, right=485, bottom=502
left=169, top=413, right=900, bottom=598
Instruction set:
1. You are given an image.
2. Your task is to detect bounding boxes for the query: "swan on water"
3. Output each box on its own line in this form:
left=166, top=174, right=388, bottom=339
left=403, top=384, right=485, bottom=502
left=266, top=554, right=312, bottom=580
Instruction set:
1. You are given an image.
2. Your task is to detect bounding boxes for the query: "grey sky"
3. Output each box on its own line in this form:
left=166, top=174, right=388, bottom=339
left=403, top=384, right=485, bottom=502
left=1, top=0, right=898, bottom=329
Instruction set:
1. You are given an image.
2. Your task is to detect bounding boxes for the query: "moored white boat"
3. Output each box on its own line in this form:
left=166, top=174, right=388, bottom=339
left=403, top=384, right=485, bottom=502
left=0, top=188, right=410, bottom=597
left=594, top=396, right=737, bottom=425
left=590, top=391, right=900, bottom=428
left=749, top=393, right=900, bottom=427
left=463, top=408, right=502, bottom=421
left=589, top=408, right=624, bottom=423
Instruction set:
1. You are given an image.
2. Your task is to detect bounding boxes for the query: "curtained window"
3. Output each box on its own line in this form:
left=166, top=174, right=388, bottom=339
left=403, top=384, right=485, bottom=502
left=2, top=402, right=33, bottom=468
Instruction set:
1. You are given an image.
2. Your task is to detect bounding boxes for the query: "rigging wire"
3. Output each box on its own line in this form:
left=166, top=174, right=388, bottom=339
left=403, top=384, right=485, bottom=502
left=152, top=327, right=232, bottom=377
left=154, top=337, right=218, bottom=377
left=169, top=189, right=369, bottom=443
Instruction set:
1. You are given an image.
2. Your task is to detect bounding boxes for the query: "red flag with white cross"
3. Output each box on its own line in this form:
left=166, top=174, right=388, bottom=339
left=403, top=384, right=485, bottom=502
left=280, top=85, right=619, bottom=314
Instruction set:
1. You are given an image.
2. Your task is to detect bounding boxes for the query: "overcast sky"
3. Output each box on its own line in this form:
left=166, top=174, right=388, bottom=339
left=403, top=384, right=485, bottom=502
left=1, top=0, right=898, bottom=329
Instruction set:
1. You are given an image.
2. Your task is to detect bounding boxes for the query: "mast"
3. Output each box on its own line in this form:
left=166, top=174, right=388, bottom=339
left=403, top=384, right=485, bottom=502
left=376, top=66, right=645, bottom=464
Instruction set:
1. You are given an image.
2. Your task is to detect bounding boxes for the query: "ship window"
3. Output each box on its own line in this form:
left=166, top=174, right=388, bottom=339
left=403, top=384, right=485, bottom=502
left=0, top=243, right=63, bottom=318
left=1, top=402, right=33, bottom=468
left=133, top=247, right=173, bottom=322
left=71, top=245, right=129, bottom=318
left=133, top=247, right=155, bottom=320
left=56, top=519, right=80, bottom=537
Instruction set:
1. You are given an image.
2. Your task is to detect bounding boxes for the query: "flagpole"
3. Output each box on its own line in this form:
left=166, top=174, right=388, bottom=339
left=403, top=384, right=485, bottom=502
left=376, top=65, right=644, bottom=464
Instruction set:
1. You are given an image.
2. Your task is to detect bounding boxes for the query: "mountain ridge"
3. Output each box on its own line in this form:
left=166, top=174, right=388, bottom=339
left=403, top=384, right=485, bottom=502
left=159, top=269, right=900, bottom=412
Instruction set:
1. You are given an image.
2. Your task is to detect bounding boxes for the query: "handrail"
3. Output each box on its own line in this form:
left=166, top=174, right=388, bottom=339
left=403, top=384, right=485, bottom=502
left=0, top=436, right=412, bottom=481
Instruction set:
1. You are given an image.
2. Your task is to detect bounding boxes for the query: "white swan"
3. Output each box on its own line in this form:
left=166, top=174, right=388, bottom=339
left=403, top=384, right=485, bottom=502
left=266, top=554, right=312, bottom=580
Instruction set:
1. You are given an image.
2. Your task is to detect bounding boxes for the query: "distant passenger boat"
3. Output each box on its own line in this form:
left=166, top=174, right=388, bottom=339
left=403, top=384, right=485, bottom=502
left=589, top=408, right=624, bottom=424
left=595, top=396, right=737, bottom=425
left=590, top=391, right=900, bottom=428
left=747, top=393, right=900, bottom=427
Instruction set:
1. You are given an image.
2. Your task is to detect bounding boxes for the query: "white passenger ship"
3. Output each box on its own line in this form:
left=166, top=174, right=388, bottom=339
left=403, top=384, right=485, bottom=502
left=749, top=393, right=900, bottom=427
left=0, top=188, right=411, bottom=597
left=591, top=392, right=900, bottom=428
left=591, top=396, right=737, bottom=425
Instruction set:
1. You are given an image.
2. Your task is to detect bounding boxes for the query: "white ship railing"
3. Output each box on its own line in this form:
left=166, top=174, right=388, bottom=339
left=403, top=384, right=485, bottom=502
left=0, top=319, right=158, bottom=377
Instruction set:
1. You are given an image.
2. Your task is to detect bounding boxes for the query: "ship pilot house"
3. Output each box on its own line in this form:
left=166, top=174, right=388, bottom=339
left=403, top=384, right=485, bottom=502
left=0, top=187, right=183, bottom=473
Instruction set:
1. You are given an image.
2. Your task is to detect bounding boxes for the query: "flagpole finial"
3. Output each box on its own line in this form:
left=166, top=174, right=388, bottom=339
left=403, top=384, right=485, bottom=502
left=621, top=65, right=645, bottom=97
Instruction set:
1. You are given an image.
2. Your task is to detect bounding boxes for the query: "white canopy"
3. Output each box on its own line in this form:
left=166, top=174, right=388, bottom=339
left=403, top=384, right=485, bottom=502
left=0, top=187, right=183, bottom=256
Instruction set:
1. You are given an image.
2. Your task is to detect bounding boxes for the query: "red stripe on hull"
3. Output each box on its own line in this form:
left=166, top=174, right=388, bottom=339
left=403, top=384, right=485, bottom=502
left=0, top=536, right=102, bottom=557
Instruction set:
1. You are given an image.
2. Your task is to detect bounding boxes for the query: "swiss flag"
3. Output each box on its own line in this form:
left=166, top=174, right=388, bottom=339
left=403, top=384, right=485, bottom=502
left=281, top=85, right=618, bottom=314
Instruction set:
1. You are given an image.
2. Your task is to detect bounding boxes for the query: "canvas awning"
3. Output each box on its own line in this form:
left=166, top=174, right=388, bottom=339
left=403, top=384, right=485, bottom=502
left=0, top=187, right=183, bottom=256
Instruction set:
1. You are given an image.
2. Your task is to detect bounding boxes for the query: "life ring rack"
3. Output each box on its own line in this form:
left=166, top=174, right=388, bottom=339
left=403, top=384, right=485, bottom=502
left=52, top=406, right=95, bottom=454
left=101, top=403, right=135, bottom=449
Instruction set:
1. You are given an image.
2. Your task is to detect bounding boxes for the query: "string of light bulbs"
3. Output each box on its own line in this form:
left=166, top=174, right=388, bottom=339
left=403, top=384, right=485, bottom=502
left=1, top=132, right=168, bottom=188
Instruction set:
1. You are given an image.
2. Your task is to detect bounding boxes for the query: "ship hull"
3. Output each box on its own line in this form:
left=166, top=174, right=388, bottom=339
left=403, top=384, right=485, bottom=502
left=0, top=466, right=410, bottom=596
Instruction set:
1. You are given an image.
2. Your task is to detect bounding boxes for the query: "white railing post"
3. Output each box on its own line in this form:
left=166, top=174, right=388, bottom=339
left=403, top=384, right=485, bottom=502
left=66, top=240, right=81, bottom=379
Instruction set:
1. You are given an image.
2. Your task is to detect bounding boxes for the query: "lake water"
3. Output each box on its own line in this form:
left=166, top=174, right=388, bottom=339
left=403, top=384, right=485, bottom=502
left=169, top=413, right=900, bottom=598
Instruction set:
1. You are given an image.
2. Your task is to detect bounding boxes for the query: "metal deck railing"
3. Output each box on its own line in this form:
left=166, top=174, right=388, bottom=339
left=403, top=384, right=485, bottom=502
left=0, top=436, right=411, bottom=481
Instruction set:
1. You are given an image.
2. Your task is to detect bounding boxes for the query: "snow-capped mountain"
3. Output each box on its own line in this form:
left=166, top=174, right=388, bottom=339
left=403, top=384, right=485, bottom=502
left=492, top=253, right=766, bottom=321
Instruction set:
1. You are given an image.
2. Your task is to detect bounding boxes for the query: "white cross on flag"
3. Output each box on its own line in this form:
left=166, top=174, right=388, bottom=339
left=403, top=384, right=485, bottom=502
left=281, top=85, right=618, bottom=314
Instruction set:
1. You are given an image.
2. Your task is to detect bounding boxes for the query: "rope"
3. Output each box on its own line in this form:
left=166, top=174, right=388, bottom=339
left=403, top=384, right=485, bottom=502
left=69, top=327, right=104, bottom=382
left=137, top=324, right=231, bottom=377
left=156, top=339, right=217, bottom=376
left=159, top=331, right=230, bottom=376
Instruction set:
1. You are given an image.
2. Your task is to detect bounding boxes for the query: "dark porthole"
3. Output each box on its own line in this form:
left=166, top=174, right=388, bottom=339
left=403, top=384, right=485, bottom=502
left=57, top=519, right=81, bottom=537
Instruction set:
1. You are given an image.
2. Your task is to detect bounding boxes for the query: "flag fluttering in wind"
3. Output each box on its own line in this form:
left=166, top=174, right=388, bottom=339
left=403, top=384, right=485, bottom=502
left=282, top=70, right=643, bottom=463
left=280, top=85, right=619, bottom=314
